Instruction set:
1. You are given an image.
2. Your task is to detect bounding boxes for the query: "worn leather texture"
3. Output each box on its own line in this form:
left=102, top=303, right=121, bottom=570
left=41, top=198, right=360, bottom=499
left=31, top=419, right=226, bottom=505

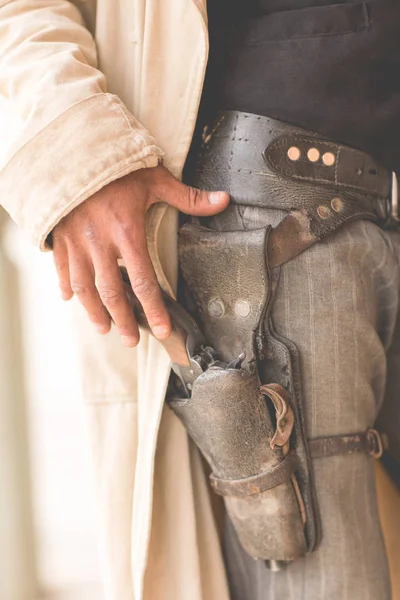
left=258, top=313, right=320, bottom=554
left=179, top=224, right=271, bottom=369
left=169, top=367, right=307, bottom=560
left=171, top=110, right=397, bottom=565
left=188, top=110, right=392, bottom=232
left=172, top=223, right=319, bottom=561
left=309, top=430, right=383, bottom=459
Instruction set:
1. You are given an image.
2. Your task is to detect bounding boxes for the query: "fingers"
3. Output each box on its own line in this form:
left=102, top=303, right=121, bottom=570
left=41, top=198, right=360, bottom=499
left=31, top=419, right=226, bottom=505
left=91, top=248, right=139, bottom=347
left=68, top=251, right=112, bottom=336
left=120, top=216, right=171, bottom=340
left=50, top=167, right=179, bottom=347
left=53, top=228, right=165, bottom=347
left=160, top=176, right=230, bottom=217
left=53, top=241, right=73, bottom=300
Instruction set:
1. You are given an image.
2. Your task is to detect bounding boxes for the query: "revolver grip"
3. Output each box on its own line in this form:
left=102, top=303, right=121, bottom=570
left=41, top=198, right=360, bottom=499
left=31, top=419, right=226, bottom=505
left=120, top=266, right=205, bottom=368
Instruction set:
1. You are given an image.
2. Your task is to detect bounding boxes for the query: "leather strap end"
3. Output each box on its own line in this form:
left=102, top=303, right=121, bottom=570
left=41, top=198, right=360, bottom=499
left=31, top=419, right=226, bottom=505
left=308, top=428, right=383, bottom=460
left=210, top=453, right=298, bottom=498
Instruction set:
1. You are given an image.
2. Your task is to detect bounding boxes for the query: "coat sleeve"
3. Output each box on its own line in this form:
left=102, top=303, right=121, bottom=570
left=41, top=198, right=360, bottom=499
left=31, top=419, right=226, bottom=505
left=0, top=0, right=164, bottom=249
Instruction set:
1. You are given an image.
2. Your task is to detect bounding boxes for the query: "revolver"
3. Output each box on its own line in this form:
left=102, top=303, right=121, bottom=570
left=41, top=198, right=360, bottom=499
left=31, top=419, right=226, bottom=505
left=120, top=267, right=219, bottom=398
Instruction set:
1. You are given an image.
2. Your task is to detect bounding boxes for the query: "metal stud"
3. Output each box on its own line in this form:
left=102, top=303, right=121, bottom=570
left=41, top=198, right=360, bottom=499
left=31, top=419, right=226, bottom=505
left=287, top=146, right=301, bottom=161
left=322, top=152, right=335, bottom=166
left=317, top=205, right=331, bottom=219
left=235, top=300, right=251, bottom=318
left=208, top=299, right=225, bottom=318
left=331, top=197, right=343, bottom=213
left=307, top=148, right=320, bottom=162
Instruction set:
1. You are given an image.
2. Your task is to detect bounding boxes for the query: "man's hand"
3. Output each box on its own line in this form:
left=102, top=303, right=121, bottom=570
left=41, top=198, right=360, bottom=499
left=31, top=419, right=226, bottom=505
left=52, top=165, right=230, bottom=347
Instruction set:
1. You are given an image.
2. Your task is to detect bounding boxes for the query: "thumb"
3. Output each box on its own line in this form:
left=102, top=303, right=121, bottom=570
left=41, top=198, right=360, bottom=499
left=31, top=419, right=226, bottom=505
left=163, top=178, right=230, bottom=216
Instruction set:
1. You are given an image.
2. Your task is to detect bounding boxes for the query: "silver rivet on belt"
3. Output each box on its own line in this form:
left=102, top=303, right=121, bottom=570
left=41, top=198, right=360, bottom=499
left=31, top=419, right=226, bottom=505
left=317, top=205, right=331, bottom=219
left=235, top=300, right=251, bottom=318
left=331, top=197, right=343, bottom=212
left=208, top=299, right=225, bottom=317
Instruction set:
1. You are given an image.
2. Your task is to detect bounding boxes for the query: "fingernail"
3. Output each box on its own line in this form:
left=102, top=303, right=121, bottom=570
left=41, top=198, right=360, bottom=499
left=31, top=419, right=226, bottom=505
left=153, top=325, right=171, bottom=340
left=121, top=335, right=138, bottom=347
left=95, top=323, right=109, bottom=335
left=208, top=192, right=224, bottom=204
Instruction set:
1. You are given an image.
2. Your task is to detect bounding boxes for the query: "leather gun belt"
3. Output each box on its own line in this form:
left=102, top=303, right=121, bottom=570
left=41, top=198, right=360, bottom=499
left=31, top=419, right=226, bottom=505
left=189, top=109, right=397, bottom=267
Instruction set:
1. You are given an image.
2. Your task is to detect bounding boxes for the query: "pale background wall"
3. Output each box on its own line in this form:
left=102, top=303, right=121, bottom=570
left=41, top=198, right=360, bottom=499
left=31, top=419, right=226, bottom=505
left=0, top=99, right=104, bottom=599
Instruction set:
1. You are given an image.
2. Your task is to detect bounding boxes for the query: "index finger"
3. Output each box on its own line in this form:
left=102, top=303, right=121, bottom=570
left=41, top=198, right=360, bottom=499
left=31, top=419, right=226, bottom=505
left=120, top=223, right=171, bottom=340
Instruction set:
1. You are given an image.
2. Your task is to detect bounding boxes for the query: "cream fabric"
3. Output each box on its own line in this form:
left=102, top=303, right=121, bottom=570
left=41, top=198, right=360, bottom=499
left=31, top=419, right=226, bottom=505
left=0, top=1, right=397, bottom=599
left=0, top=1, right=228, bottom=599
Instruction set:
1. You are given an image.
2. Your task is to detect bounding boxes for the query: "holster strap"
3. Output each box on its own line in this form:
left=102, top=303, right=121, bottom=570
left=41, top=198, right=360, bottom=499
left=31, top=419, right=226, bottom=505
left=210, top=429, right=382, bottom=499
left=210, top=453, right=298, bottom=498
left=309, top=428, right=383, bottom=459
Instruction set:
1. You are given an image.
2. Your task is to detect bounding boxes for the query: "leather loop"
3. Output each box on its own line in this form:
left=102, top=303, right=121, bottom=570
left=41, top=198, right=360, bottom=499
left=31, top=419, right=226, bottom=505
left=210, top=453, right=298, bottom=498
left=260, top=383, right=295, bottom=449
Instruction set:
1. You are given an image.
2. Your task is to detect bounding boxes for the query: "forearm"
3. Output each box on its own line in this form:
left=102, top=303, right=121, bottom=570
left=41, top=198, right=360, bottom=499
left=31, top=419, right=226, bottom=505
left=0, top=0, right=163, bottom=249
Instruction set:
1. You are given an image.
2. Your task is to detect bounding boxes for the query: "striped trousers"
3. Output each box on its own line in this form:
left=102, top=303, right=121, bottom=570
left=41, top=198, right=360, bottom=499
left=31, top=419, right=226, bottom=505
left=209, top=205, right=399, bottom=600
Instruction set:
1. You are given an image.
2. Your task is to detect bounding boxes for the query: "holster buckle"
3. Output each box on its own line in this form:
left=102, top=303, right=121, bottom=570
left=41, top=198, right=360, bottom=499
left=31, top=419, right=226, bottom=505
left=366, top=428, right=383, bottom=459
left=391, top=172, right=399, bottom=222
